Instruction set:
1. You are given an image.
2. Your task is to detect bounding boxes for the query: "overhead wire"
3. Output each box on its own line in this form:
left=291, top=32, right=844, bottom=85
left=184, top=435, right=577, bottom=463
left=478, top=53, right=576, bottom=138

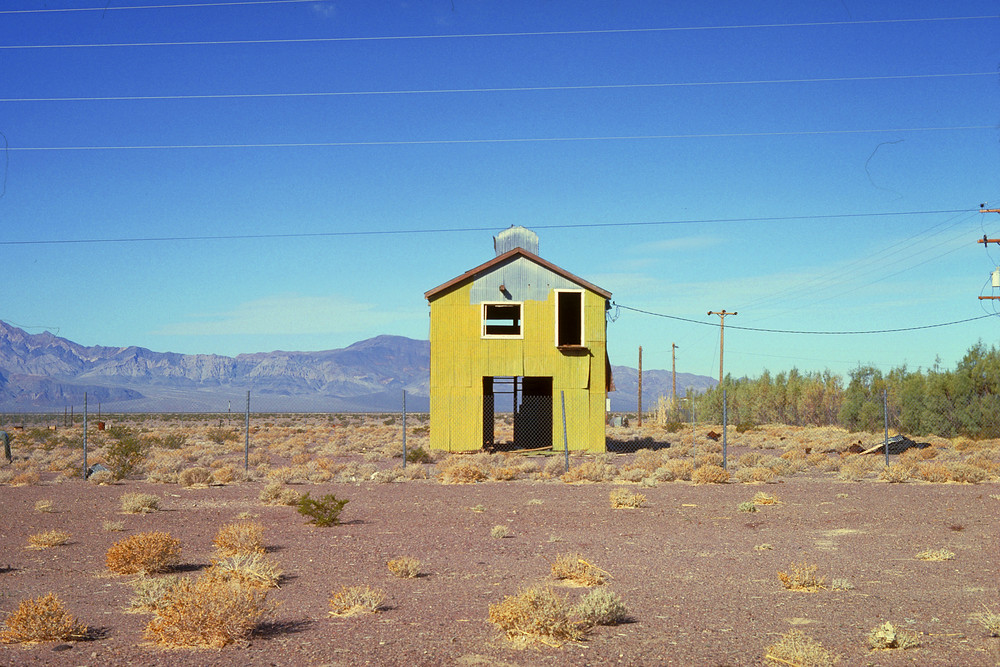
left=2, top=72, right=992, bottom=103
left=0, top=209, right=979, bottom=246
left=2, top=15, right=996, bottom=49
left=4, top=126, right=992, bottom=152
left=0, top=0, right=313, bottom=13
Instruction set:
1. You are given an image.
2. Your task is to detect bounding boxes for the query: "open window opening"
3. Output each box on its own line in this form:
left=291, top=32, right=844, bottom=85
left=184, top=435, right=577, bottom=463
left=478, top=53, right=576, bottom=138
left=482, top=302, right=522, bottom=338
left=482, top=376, right=552, bottom=451
left=556, top=290, right=584, bottom=347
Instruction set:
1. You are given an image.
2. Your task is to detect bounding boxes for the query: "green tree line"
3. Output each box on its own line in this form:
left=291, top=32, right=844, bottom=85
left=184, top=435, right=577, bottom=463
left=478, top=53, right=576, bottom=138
left=677, top=341, right=1000, bottom=439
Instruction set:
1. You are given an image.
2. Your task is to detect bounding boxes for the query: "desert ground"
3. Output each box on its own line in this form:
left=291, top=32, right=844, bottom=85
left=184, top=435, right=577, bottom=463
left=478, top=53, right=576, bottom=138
left=1, top=416, right=998, bottom=666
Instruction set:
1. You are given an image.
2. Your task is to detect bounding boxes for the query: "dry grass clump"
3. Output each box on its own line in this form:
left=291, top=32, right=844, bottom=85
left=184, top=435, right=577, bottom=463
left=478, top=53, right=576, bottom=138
left=878, top=464, right=912, bottom=483
left=764, top=629, right=838, bottom=666
left=490, top=525, right=510, bottom=539
left=0, top=593, right=88, bottom=644
left=561, top=457, right=618, bottom=483
left=213, top=521, right=265, bottom=557
left=206, top=553, right=282, bottom=590
left=106, top=531, right=182, bottom=575
left=609, top=486, right=646, bottom=508
left=837, top=456, right=877, bottom=481
left=551, top=553, right=607, bottom=587
left=10, top=470, right=41, bottom=486
left=437, top=458, right=487, bottom=484
left=120, top=492, right=160, bottom=514
left=26, top=529, right=71, bottom=549
left=653, top=459, right=693, bottom=482
left=867, top=621, right=920, bottom=650
left=259, top=481, right=301, bottom=506
left=128, top=575, right=182, bottom=613
left=691, top=464, right=730, bottom=484
left=488, top=585, right=586, bottom=646
left=144, top=575, right=275, bottom=648
left=178, top=466, right=213, bottom=487
left=915, top=548, right=955, bottom=561
left=973, top=605, right=1000, bottom=636
left=734, top=465, right=777, bottom=483
left=574, top=588, right=627, bottom=626
left=946, top=462, right=987, bottom=483
left=752, top=491, right=781, bottom=505
left=34, top=499, right=55, bottom=513
left=777, top=562, right=826, bottom=591
left=103, top=519, right=127, bottom=532
left=328, top=585, right=385, bottom=617
left=387, top=557, right=421, bottom=579
left=916, top=461, right=952, bottom=483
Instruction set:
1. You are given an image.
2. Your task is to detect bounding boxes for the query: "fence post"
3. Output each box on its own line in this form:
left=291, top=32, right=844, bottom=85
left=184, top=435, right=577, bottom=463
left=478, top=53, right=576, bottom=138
left=722, top=389, right=728, bottom=469
left=244, top=390, right=250, bottom=473
left=561, top=391, right=569, bottom=472
left=402, top=389, right=407, bottom=469
left=83, top=392, right=88, bottom=478
left=692, top=400, right=697, bottom=464
left=883, top=388, right=889, bottom=467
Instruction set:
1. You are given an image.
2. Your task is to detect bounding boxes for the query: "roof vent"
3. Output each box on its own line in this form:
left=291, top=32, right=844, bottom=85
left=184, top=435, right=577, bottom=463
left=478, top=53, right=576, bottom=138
left=493, top=226, right=539, bottom=256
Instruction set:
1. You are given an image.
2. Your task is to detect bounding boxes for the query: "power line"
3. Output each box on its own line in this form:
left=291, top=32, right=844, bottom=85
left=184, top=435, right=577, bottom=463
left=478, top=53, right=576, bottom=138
left=5, top=126, right=993, bottom=152
left=3, top=72, right=992, bottom=103
left=0, top=0, right=312, bottom=13
left=2, top=15, right=996, bottom=49
left=612, top=303, right=996, bottom=335
left=0, top=209, right=977, bottom=246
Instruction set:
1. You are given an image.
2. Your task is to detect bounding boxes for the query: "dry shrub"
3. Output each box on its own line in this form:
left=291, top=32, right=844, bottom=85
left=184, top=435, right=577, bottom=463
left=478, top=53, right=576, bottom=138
left=489, top=466, right=518, bottom=481
left=738, top=451, right=765, bottom=467
left=947, top=463, right=987, bottom=483
left=10, top=471, right=40, bottom=486
left=777, top=562, right=826, bottom=591
left=106, top=531, right=182, bottom=575
left=438, top=460, right=486, bottom=484
left=695, top=453, right=723, bottom=468
left=752, top=491, right=780, bottom=505
left=609, top=487, right=646, bottom=509
left=574, top=588, right=627, bottom=626
left=974, top=605, right=1000, bottom=637
left=781, top=448, right=807, bottom=461
left=213, top=521, right=265, bottom=557
left=0, top=593, right=88, bottom=644
left=878, top=464, right=912, bottom=483
left=128, top=575, right=182, bottom=613
left=211, top=465, right=237, bottom=485
left=735, top=466, right=777, bottom=483
left=764, top=629, right=838, bottom=666
left=120, top=492, right=160, bottom=514
left=488, top=585, right=586, bottom=646
left=145, top=575, right=275, bottom=648
left=867, top=621, right=920, bottom=650
left=627, top=448, right=666, bottom=474
left=964, top=452, right=1000, bottom=475
left=915, top=548, right=955, bottom=561
left=34, top=499, right=55, bottom=513
left=178, top=467, right=213, bottom=487
left=103, top=520, right=127, bottom=532
left=692, top=464, right=729, bottom=485
left=561, top=458, right=618, bottom=483
left=259, top=481, right=301, bottom=506
left=917, top=461, right=951, bottom=483
left=490, top=525, right=509, bottom=539
left=837, top=456, right=875, bottom=481
left=27, top=530, right=70, bottom=549
left=387, top=556, right=421, bottom=579
left=328, top=585, right=385, bottom=617
left=206, top=553, right=282, bottom=590
left=551, top=553, right=606, bottom=587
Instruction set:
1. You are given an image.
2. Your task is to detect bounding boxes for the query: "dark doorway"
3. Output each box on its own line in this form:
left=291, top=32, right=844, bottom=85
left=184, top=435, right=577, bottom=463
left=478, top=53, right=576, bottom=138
left=482, top=376, right=553, bottom=451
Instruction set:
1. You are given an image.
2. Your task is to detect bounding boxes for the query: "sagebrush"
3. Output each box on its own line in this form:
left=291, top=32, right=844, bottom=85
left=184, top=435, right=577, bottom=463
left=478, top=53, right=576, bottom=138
left=0, top=593, right=87, bottom=644
left=106, top=531, right=182, bottom=575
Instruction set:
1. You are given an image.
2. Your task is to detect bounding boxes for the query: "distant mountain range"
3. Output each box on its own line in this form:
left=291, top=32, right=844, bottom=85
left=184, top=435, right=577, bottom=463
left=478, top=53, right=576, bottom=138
left=0, top=321, right=713, bottom=413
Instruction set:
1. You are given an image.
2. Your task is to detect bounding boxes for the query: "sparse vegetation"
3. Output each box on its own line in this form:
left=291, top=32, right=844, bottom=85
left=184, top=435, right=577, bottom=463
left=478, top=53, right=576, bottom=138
left=575, top=588, right=627, bottom=626
left=973, top=604, right=1000, bottom=637
left=128, top=575, right=182, bottom=613
left=329, top=585, right=385, bottom=617
left=609, top=486, right=646, bottom=508
left=764, top=629, right=838, bottom=666
left=213, top=521, right=265, bottom=557
left=490, top=525, right=509, bottom=539
left=104, top=426, right=150, bottom=480
left=106, top=531, right=182, bottom=575
left=26, top=530, right=70, bottom=549
left=387, top=557, right=421, bottom=579
left=867, top=621, right=920, bottom=650
left=738, top=501, right=758, bottom=513
left=259, top=481, right=301, bottom=506
left=120, top=492, right=160, bottom=514
left=206, top=553, right=282, bottom=590
left=691, top=464, right=729, bottom=484
left=778, top=562, right=826, bottom=591
left=0, top=593, right=88, bottom=644
left=551, top=553, right=606, bottom=587
left=915, top=548, right=955, bottom=561
left=488, top=585, right=586, bottom=646
left=296, top=492, right=349, bottom=526
left=34, top=499, right=55, bottom=513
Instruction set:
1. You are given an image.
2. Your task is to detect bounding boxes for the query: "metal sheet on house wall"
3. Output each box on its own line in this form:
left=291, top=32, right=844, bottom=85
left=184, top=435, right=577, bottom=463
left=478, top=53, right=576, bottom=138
left=469, top=256, right=583, bottom=304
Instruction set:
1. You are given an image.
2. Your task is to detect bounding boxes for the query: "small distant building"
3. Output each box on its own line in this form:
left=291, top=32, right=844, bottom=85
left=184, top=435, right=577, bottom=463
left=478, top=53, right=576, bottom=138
left=423, top=227, right=612, bottom=452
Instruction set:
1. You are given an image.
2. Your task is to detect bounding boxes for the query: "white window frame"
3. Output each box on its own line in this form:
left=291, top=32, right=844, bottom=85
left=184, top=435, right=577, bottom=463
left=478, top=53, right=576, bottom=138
left=481, top=301, right=524, bottom=339
left=554, top=289, right=585, bottom=347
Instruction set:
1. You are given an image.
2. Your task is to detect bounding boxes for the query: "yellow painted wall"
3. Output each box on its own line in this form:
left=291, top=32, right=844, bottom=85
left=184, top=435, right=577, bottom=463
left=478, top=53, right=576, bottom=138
left=429, top=282, right=608, bottom=452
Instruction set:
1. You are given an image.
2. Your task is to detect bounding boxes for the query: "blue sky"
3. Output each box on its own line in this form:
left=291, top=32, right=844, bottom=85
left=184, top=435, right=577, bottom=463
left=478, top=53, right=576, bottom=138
left=1, top=0, right=998, bottom=382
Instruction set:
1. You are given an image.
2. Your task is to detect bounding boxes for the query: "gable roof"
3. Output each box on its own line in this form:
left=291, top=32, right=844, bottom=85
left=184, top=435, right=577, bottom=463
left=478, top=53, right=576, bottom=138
left=424, top=247, right=612, bottom=301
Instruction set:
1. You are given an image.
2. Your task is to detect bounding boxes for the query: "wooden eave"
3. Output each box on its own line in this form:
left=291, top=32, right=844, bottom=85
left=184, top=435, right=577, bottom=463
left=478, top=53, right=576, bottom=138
left=423, top=248, right=612, bottom=301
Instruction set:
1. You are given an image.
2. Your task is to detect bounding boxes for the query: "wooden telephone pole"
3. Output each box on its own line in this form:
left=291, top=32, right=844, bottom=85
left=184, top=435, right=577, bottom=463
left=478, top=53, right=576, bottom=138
left=707, top=310, right=737, bottom=386
left=977, top=207, right=1000, bottom=301
left=671, top=343, right=678, bottom=409
left=637, top=346, right=643, bottom=427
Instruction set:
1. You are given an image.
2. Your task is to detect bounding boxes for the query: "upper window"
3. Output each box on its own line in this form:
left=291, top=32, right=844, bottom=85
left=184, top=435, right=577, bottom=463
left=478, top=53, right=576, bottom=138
left=555, top=290, right=584, bottom=347
left=482, top=302, right=522, bottom=338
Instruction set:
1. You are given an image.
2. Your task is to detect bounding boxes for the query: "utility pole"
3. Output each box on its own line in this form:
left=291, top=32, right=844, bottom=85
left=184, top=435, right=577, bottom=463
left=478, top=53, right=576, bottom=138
left=707, top=310, right=737, bottom=386
left=637, top=346, right=643, bottom=427
left=671, top=343, right=678, bottom=410
left=977, top=207, right=1000, bottom=300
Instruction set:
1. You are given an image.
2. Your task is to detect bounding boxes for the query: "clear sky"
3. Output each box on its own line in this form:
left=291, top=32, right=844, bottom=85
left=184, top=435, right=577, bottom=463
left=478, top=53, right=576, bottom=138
left=1, top=0, right=999, bottom=382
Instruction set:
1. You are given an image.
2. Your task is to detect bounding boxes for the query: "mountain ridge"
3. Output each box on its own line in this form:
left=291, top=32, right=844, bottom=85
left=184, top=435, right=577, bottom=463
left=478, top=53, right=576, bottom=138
left=0, top=321, right=712, bottom=412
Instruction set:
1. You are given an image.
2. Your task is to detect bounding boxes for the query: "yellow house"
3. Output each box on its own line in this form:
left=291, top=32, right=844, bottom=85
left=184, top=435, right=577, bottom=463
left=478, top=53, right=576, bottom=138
left=424, top=227, right=612, bottom=452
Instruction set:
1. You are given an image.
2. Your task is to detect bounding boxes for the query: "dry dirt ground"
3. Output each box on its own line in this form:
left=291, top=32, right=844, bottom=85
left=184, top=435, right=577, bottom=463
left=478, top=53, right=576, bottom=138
left=1, top=428, right=999, bottom=666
